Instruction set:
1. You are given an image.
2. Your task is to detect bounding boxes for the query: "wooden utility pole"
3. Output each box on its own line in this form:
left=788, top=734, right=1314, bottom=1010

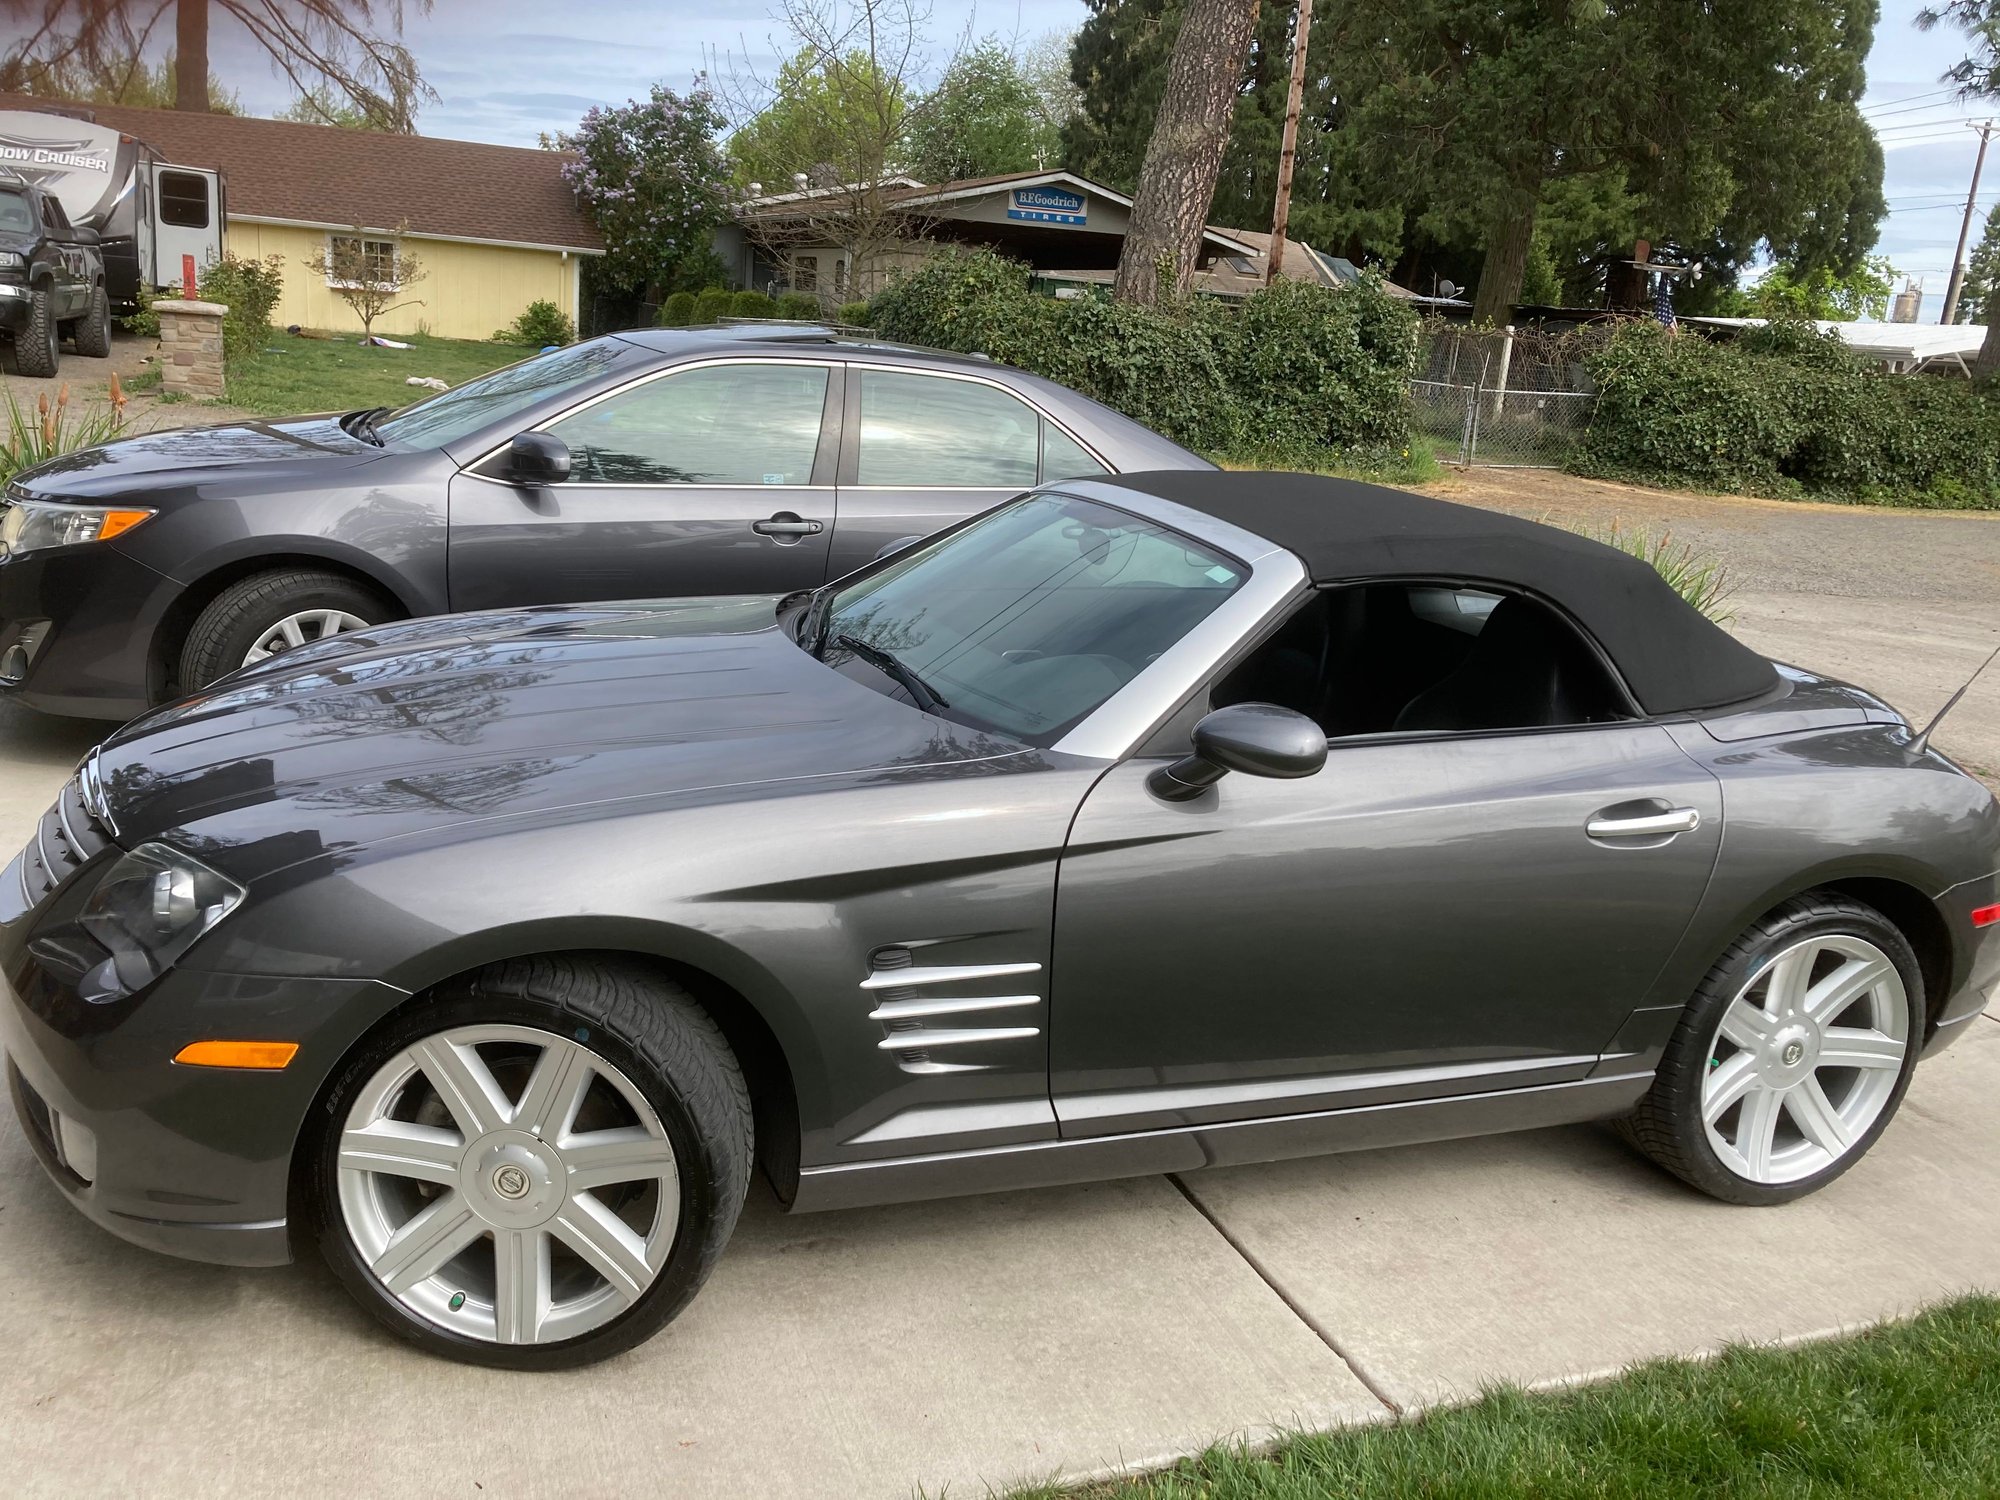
left=1941, top=119, right=1994, bottom=325
left=1268, top=0, right=1313, bottom=283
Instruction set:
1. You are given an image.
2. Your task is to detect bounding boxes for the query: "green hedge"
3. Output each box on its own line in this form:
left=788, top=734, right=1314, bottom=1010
left=1575, top=321, right=2000, bottom=508
left=656, top=290, right=697, bottom=327
left=692, top=287, right=733, bottom=324
left=776, top=291, right=821, bottom=319
left=865, top=250, right=1420, bottom=460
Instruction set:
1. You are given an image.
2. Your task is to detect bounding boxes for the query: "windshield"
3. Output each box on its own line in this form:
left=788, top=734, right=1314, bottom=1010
left=818, top=491, right=1245, bottom=747
left=373, top=338, right=638, bottom=450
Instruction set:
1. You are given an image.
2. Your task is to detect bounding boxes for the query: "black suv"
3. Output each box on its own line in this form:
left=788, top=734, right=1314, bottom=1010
left=0, top=179, right=110, bottom=377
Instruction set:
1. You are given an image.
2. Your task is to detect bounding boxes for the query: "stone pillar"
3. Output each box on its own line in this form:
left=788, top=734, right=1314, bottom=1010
left=154, top=299, right=228, bottom=400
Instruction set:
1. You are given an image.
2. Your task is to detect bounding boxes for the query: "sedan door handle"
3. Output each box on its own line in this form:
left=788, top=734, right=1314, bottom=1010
left=752, top=514, right=824, bottom=536
left=1585, top=806, right=1702, bottom=840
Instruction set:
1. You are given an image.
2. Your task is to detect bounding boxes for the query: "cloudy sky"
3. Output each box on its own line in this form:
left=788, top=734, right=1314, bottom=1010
left=201, top=0, right=1987, bottom=319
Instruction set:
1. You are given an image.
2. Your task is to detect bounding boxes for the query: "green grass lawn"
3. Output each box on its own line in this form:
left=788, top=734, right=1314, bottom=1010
left=223, top=330, right=527, bottom=416
left=1018, top=1295, right=2000, bottom=1499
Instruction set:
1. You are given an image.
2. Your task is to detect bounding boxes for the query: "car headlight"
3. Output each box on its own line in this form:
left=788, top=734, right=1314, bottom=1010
left=0, top=498, right=154, bottom=559
left=77, top=843, right=244, bottom=1001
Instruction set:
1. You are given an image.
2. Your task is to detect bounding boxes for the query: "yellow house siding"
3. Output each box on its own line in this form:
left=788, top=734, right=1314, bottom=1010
left=222, top=221, right=583, bottom=341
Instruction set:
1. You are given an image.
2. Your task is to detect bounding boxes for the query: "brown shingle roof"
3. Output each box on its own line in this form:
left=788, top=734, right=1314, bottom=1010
left=0, top=95, right=603, bottom=252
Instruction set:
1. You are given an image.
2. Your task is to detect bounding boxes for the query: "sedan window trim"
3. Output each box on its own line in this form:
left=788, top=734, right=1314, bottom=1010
left=459, top=354, right=847, bottom=485
left=834, top=360, right=1113, bottom=488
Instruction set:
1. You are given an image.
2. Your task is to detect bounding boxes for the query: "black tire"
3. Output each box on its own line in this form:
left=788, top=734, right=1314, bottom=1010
left=71, top=283, right=111, bottom=358
left=304, top=957, right=754, bottom=1370
left=176, top=568, right=392, bottom=692
left=13, top=284, right=58, bottom=377
left=1619, top=892, right=1923, bottom=1206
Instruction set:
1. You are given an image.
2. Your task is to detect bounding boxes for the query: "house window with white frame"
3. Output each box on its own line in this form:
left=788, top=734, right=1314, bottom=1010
left=325, top=233, right=400, bottom=289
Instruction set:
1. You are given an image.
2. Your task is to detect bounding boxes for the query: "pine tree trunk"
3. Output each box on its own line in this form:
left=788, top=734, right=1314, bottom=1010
left=1114, top=0, right=1262, bottom=306
left=1480, top=209, right=1536, bottom=326
left=1976, top=285, right=2000, bottom=380
left=175, top=0, right=209, bottom=112
left=1473, top=207, right=1536, bottom=324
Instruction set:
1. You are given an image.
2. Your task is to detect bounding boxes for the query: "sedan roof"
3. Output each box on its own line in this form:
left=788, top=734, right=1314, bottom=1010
left=1096, top=470, right=1779, bottom=716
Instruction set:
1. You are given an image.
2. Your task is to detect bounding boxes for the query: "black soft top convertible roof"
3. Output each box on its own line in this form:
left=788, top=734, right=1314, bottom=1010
left=1098, top=471, right=1778, bottom=716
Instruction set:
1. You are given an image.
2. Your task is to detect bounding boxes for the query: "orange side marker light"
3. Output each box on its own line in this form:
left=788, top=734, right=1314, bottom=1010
left=173, top=1040, right=299, bottom=1070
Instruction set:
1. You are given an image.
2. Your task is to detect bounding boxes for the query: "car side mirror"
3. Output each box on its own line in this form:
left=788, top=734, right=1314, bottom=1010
left=507, top=431, right=570, bottom=484
left=1148, top=703, right=1327, bottom=802
left=68, top=226, right=99, bottom=246
left=873, top=534, right=924, bottom=563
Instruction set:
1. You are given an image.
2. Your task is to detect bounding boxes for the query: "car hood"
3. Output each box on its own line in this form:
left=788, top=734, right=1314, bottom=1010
left=93, top=595, right=1037, bottom=876
left=9, top=413, right=385, bottom=502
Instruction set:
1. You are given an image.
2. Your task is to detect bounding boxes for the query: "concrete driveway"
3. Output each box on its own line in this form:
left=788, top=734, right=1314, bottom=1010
left=2, top=478, right=1998, bottom=1498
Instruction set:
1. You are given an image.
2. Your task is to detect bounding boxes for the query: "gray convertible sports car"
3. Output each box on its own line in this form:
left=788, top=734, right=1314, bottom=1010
left=5, top=471, right=1997, bottom=1368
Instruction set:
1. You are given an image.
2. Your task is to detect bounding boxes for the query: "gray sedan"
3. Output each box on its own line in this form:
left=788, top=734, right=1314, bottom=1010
left=0, top=326, right=1204, bottom=718
left=4, top=471, right=1996, bottom=1369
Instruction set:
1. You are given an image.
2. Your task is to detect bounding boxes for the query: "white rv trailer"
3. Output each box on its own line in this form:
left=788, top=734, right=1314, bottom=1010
left=0, top=106, right=223, bottom=313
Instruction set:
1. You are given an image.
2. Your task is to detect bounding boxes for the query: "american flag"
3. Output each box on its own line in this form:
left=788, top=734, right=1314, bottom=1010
left=1654, top=278, right=1677, bottom=330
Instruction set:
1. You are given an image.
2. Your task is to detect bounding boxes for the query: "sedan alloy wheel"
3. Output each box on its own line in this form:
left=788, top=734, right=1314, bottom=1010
left=243, top=607, right=371, bottom=667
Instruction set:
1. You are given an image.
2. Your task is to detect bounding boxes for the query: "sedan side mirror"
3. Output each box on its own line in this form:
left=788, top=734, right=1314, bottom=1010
left=1149, top=703, right=1327, bottom=802
left=507, top=431, right=570, bottom=484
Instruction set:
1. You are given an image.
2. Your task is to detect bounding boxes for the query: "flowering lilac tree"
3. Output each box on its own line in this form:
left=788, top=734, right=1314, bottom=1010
left=558, top=82, right=732, bottom=298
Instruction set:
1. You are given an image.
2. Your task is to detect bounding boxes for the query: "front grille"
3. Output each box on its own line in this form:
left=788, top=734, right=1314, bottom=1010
left=14, top=773, right=112, bottom=911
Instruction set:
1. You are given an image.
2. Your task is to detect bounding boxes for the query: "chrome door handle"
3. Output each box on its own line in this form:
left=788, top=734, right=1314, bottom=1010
left=753, top=515, right=824, bottom=536
left=1586, top=807, right=1702, bottom=839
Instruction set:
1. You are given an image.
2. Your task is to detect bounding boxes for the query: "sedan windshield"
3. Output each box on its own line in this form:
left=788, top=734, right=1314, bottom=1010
left=817, top=491, right=1245, bottom=747
left=373, top=338, right=639, bottom=450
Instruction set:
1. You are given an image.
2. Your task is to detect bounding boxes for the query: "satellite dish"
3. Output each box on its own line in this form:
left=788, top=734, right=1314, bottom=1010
left=1438, top=279, right=1459, bottom=299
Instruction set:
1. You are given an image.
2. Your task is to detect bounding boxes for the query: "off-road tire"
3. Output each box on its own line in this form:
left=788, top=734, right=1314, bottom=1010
left=71, top=283, right=111, bottom=358
left=13, top=285, right=58, bottom=377
left=304, top=956, right=754, bottom=1369
left=1618, top=892, right=1923, bottom=1206
left=176, top=568, right=392, bottom=691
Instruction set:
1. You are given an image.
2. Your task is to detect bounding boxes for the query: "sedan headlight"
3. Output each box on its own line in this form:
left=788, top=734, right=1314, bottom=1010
left=77, top=843, right=244, bottom=1001
left=0, top=498, right=154, bottom=559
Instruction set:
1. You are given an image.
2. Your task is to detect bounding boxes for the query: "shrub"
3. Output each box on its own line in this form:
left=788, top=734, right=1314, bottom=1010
left=3, top=383, right=126, bottom=484
left=836, top=300, right=872, bottom=327
left=1575, top=320, right=2000, bottom=508
left=657, top=290, right=697, bottom=327
left=494, top=298, right=576, bottom=347
left=776, top=290, right=821, bottom=320
left=692, top=286, right=732, bottom=324
left=865, top=248, right=1421, bottom=458
left=729, top=289, right=778, bottom=318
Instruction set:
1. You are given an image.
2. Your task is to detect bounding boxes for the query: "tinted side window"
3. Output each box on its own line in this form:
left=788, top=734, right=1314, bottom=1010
left=547, top=362, right=829, bottom=485
left=158, top=171, right=210, bottom=229
left=855, top=370, right=1039, bottom=487
left=1040, top=418, right=1107, bottom=482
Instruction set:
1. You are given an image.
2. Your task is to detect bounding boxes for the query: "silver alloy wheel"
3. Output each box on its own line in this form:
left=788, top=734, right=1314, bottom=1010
left=337, top=1024, right=681, bottom=1347
left=241, top=608, right=370, bottom=666
left=1702, top=934, right=1910, bottom=1186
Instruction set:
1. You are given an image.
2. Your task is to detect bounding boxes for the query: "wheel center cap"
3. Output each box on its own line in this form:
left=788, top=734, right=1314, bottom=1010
left=1764, top=1023, right=1818, bottom=1086
left=459, top=1132, right=566, bottom=1228
left=492, top=1164, right=532, bottom=1200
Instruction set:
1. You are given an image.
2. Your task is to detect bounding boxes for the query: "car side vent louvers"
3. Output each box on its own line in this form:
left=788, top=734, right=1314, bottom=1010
left=15, top=773, right=112, bottom=912
left=860, top=953, right=1044, bottom=1075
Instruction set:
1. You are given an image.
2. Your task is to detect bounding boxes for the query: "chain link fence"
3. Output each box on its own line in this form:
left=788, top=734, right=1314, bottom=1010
left=1413, top=323, right=1604, bottom=468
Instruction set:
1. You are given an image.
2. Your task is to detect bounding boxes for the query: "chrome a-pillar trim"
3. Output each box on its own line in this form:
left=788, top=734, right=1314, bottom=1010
left=1046, top=481, right=1307, bottom=762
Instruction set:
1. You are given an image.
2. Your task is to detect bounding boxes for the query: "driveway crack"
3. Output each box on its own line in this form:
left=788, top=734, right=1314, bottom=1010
left=1168, top=1173, right=1402, bottom=1415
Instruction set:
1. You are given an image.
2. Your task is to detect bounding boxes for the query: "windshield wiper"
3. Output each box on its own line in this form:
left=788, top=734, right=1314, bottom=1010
left=833, top=633, right=949, bottom=713
left=342, top=406, right=390, bottom=445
